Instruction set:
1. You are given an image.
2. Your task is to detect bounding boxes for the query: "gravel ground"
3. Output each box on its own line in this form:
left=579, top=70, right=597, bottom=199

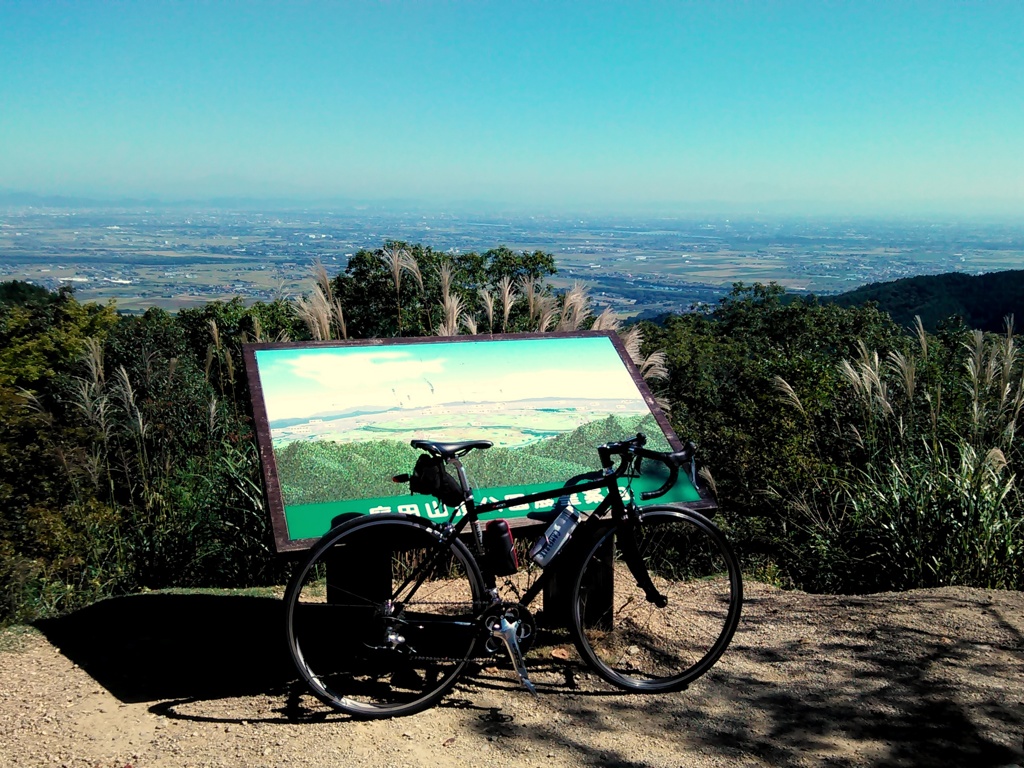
left=1, top=583, right=1022, bottom=768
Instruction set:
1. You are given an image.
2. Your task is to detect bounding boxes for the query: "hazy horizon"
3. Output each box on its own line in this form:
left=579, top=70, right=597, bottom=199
left=2, top=189, right=1022, bottom=223
left=2, top=2, right=1022, bottom=219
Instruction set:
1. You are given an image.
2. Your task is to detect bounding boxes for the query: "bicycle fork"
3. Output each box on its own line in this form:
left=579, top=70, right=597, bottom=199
left=620, top=519, right=668, bottom=607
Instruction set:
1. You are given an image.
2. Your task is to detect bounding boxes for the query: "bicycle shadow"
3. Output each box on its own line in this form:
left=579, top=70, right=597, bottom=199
left=31, top=584, right=1024, bottom=767
left=34, top=591, right=313, bottom=722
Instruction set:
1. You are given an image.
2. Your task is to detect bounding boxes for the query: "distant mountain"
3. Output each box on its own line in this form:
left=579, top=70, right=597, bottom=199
left=829, top=270, right=1024, bottom=333
left=269, top=405, right=396, bottom=430
left=267, top=397, right=647, bottom=431
left=0, top=191, right=162, bottom=208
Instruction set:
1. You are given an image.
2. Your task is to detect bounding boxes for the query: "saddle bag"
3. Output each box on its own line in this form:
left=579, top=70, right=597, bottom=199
left=409, top=454, right=465, bottom=508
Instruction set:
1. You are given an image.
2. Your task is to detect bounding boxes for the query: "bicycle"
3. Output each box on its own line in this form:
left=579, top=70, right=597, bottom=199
left=283, top=433, right=742, bottom=719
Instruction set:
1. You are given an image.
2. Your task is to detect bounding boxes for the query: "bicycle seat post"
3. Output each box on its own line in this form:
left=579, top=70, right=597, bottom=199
left=448, top=456, right=473, bottom=504
left=448, top=455, right=487, bottom=552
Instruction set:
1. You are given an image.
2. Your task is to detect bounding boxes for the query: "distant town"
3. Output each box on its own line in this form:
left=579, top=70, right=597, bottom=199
left=2, top=204, right=1022, bottom=317
left=269, top=396, right=650, bottom=448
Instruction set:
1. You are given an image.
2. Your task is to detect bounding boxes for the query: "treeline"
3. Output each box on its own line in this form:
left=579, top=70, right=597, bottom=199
left=1, top=248, right=1022, bottom=624
left=828, top=269, right=1024, bottom=333
left=0, top=243, right=613, bottom=623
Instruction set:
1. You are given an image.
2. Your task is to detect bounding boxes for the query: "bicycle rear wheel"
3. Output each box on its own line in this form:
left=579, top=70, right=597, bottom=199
left=284, top=515, right=486, bottom=718
left=570, top=506, right=742, bottom=692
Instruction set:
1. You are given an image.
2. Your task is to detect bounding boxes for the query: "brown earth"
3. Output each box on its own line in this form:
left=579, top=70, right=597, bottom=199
left=1, top=583, right=1022, bottom=768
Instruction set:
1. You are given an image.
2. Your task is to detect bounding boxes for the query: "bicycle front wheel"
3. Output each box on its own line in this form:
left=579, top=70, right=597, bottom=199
left=284, top=515, right=486, bottom=718
left=570, top=506, right=742, bottom=693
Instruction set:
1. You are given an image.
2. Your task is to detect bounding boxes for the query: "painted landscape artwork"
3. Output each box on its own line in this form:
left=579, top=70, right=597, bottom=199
left=247, top=333, right=703, bottom=547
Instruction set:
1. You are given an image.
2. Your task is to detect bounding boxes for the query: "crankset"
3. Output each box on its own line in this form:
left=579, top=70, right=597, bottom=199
left=482, top=602, right=538, bottom=695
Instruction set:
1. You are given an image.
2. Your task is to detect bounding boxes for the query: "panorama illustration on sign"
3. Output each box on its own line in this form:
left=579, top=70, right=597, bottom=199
left=246, top=333, right=705, bottom=549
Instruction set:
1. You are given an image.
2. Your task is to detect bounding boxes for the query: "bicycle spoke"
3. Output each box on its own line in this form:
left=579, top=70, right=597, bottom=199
left=571, top=508, right=742, bottom=692
left=285, top=517, right=485, bottom=718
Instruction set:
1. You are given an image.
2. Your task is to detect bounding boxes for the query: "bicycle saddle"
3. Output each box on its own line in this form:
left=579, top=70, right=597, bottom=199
left=410, top=439, right=493, bottom=459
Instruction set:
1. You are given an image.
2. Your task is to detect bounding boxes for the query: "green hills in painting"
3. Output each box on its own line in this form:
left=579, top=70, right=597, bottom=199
left=275, top=412, right=669, bottom=506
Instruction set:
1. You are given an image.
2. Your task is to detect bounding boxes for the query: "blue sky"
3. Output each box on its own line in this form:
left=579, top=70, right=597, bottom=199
left=255, top=336, right=647, bottom=421
left=1, top=1, right=1022, bottom=215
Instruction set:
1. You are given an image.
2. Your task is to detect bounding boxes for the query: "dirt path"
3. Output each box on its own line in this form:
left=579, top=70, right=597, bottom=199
left=1, top=583, right=1022, bottom=768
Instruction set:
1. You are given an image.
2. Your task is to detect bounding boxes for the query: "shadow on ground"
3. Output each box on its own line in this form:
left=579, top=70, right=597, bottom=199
left=461, top=588, right=1024, bottom=768
left=35, top=592, right=294, bottom=705
left=667, top=589, right=1024, bottom=768
left=452, top=588, right=1024, bottom=768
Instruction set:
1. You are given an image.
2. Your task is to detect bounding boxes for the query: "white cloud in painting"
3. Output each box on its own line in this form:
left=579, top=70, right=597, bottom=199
left=285, top=351, right=447, bottom=389
left=444, top=367, right=640, bottom=404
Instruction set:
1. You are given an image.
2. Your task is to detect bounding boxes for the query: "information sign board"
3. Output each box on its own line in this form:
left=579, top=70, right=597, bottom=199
left=243, top=332, right=714, bottom=553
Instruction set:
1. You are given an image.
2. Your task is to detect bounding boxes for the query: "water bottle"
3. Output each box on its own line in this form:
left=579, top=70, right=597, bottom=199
left=529, top=496, right=580, bottom=567
left=483, top=519, right=519, bottom=576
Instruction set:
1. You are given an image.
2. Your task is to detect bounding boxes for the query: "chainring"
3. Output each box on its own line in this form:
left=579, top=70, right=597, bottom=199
left=482, top=602, right=536, bottom=655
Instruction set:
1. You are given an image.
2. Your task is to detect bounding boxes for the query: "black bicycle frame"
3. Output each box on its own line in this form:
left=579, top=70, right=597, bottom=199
left=390, top=467, right=633, bottom=615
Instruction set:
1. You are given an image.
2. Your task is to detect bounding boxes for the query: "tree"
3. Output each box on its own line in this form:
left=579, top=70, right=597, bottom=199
left=484, top=246, right=556, bottom=284
left=331, top=242, right=556, bottom=338
left=644, top=284, right=907, bottom=583
left=0, top=280, right=55, bottom=306
left=0, top=287, right=118, bottom=392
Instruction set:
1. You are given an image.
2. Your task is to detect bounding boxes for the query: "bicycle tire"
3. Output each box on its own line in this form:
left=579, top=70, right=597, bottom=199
left=570, top=506, right=742, bottom=693
left=284, top=514, right=486, bottom=718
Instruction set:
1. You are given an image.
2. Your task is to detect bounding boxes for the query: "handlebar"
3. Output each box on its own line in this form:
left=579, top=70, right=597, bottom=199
left=597, top=433, right=696, bottom=501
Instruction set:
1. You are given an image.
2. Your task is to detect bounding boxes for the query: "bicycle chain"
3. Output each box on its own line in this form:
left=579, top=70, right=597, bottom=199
left=398, top=600, right=534, bottom=664
left=408, top=653, right=468, bottom=663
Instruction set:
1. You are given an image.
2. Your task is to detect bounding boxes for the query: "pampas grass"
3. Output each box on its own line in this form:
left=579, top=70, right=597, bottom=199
left=771, top=322, right=1024, bottom=592
left=497, top=276, right=516, bottom=333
